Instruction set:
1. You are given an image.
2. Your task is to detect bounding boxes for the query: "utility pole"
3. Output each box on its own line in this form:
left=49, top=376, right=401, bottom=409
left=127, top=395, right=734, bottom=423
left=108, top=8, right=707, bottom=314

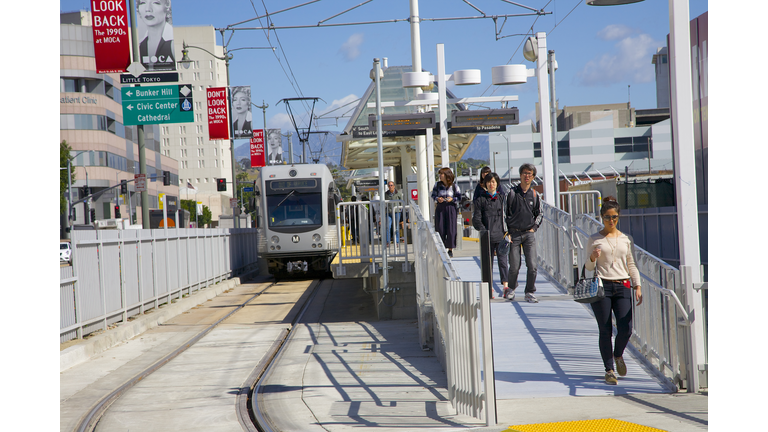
left=128, top=0, right=150, bottom=228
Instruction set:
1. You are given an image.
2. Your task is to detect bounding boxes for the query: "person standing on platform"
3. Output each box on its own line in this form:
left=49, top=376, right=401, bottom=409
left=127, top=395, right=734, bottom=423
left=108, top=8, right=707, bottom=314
left=585, top=196, right=642, bottom=385
left=504, top=163, right=542, bottom=303
left=384, top=181, right=402, bottom=246
left=349, top=196, right=359, bottom=244
left=472, top=166, right=492, bottom=200
left=472, top=172, right=509, bottom=299
left=431, top=167, right=460, bottom=258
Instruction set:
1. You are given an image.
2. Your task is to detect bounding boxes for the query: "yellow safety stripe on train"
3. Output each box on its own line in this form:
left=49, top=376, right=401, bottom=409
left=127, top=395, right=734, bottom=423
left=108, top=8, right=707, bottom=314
left=502, top=418, right=666, bottom=432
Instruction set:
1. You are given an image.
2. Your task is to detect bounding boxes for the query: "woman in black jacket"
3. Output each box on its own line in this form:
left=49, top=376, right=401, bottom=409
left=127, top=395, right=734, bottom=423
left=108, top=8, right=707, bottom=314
left=472, top=172, right=509, bottom=299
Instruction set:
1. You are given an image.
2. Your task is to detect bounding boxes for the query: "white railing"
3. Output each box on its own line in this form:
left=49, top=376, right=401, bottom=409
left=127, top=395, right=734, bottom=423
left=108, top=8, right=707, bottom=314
left=535, top=202, right=576, bottom=289
left=559, top=190, right=602, bottom=220
left=409, top=200, right=496, bottom=426
left=571, top=214, right=702, bottom=390
left=334, top=200, right=411, bottom=275
left=60, top=228, right=259, bottom=343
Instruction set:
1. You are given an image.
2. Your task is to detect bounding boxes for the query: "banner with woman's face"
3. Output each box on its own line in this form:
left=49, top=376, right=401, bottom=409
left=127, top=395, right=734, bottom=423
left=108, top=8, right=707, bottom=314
left=136, top=0, right=176, bottom=71
left=231, top=86, right=253, bottom=139
left=267, top=129, right=283, bottom=164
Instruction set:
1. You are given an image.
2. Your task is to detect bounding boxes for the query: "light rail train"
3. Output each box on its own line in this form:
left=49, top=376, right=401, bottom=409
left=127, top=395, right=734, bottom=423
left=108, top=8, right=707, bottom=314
left=251, top=163, right=341, bottom=278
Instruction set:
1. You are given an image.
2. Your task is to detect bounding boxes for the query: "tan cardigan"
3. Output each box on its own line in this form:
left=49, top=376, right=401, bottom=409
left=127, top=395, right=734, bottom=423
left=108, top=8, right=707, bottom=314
left=584, top=232, right=641, bottom=287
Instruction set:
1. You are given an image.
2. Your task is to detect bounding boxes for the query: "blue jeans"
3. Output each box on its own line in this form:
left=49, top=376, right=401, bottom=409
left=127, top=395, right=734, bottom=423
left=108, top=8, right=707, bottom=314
left=386, top=213, right=400, bottom=244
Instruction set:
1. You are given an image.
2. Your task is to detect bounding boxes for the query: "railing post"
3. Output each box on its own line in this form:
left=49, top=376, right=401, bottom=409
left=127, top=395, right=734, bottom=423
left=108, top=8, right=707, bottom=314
left=479, top=230, right=493, bottom=299
left=478, top=281, right=497, bottom=426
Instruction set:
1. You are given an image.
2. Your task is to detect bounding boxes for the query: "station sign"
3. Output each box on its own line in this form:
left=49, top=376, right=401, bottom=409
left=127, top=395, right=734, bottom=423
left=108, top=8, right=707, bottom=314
left=451, top=108, right=519, bottom=127
left=368, top=112, right=436, bottom=131
left=121, top=84, right=194, bottom=125
left=120, top=72, right=179, bottom=84
left=354, top=179, right=386, bottom=188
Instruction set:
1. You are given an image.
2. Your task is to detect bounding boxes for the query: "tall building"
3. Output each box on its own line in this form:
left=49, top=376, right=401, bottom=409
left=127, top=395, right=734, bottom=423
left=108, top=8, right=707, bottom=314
left=60, top=11, right=179, bottom=229
left=164, top=26, right=235, bottom=223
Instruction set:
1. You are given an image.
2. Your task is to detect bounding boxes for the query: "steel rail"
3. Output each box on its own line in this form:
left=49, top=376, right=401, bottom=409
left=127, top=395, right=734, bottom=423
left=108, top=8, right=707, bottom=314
left=251, top=279, right=325, bottom=432
left=73, top=279, right=278, bottom=432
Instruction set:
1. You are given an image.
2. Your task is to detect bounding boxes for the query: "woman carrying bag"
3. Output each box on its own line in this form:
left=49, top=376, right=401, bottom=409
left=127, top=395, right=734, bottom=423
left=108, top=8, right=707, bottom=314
left=431, top=167, right=460, bottom=258
left=585, top=196, right=643, bottom=385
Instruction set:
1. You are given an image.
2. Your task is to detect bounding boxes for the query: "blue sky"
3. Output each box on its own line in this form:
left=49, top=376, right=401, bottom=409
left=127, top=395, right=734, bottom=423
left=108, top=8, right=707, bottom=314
left=58, top=0, right=708, bottom=134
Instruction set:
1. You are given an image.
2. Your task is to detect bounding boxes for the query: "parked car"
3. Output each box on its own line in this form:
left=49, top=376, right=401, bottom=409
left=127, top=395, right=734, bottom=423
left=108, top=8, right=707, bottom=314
left=60, top=242, right=72, bottom=263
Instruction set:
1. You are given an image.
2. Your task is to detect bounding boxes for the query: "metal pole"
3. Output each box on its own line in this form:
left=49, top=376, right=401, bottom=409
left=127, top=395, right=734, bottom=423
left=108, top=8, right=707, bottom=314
left=67, top=158, right=73, bottom=233
left=282, top=131, right=294, bottom=164
left=548, top=50, right=560, bottom=208
left=669, top=0, right=704, bottom=392
left=409, top=0, right=430, bottom=221
left=437, top=44, right=450, bottom=168
left=223, top=46, right=240, bottom=229
left=535, top=32, right=555, bottom=205
left=374, top=58, right=388, bottom=292
left=128, top=0, right=150, bottom=228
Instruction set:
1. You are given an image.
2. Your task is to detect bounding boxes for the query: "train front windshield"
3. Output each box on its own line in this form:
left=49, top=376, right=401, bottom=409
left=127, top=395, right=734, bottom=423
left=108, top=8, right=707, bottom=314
left=266, top=179, right=323, bottom=228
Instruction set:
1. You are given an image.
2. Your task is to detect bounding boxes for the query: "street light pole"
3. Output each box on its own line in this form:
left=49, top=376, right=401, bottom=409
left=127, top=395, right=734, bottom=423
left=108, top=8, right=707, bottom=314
left=128, top=0, right=150, bottom=228
left=548, top=50, right=560, bottom=207
left=409, top=0, right=430, bottom=221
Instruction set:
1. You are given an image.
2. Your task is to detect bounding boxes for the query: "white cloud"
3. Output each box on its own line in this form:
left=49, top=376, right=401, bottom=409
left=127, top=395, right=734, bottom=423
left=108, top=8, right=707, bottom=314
left=597, top=24, right=633, bottom=41
left=339, top=33, right=364, bottom=61
left=575, top=29, right=661, bottom=87
left=269, top=112, right=294, bottom=131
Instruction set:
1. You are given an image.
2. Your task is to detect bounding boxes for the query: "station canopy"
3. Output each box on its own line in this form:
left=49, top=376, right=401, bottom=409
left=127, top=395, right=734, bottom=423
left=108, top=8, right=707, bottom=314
left=338, top=65, right=478, bottom=170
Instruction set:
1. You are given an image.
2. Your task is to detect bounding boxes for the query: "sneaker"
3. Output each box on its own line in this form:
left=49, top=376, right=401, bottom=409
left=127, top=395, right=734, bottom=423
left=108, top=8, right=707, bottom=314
left=605, top=370, right=618, bottom=385
left=614, top=357, right=627, bottom=377
left=504, top=288, right=515, bottom=301
left=525, top=293, right=538, bottom=303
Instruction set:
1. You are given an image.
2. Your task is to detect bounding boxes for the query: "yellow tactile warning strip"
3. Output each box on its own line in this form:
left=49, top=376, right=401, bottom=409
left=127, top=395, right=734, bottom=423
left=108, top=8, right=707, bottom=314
left=502, top=418, right=666, bottom=432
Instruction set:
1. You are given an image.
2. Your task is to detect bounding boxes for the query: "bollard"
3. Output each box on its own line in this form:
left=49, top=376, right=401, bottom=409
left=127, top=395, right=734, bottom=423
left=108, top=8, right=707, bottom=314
left=479, top=229, right=493, bottom=299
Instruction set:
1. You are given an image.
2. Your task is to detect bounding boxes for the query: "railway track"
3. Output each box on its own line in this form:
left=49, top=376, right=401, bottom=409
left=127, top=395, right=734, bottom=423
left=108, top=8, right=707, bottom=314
left=70, top=276, right=321, bottom=432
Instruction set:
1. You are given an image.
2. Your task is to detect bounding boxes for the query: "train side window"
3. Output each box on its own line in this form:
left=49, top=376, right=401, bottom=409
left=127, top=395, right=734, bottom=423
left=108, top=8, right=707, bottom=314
left=327, top=183, right=339, bottom=225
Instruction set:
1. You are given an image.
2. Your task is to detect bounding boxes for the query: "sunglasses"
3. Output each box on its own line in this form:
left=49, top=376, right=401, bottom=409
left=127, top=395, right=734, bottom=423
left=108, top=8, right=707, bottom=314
left=602, top=215, right=619, bottom=221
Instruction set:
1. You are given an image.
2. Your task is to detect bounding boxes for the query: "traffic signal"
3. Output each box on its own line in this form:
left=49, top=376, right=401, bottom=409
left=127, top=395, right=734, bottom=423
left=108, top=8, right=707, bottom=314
left=162, top=170, right=171, bottom=186
left=120, top=181, right=128, bottom=195
left=90, top=208, right=96, bottom=223
left=216, top=178, right=226, bottom=191
left=81, top=186, right=91, bottom=198
left=114, top=205, right=121, bottom=219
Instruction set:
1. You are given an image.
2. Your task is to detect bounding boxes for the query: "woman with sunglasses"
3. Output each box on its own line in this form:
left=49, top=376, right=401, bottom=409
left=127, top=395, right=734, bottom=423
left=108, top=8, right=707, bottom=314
left=585, top=196, right=643, bottom=385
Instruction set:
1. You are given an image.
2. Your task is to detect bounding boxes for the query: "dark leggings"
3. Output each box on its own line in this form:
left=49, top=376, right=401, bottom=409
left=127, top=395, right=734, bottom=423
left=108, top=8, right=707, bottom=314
left=434, top=202, right=457, bottom=249
left=590, top=280, right=633, bottom=372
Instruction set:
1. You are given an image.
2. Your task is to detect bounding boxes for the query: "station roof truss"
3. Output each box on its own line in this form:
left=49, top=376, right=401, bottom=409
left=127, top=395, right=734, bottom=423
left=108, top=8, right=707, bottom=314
left=338, top=66, right=478, bottom=170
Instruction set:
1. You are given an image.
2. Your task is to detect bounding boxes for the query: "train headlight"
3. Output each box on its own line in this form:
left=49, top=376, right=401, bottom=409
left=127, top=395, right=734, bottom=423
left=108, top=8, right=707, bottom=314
left=312, top=244, right=317, bottom=248
left=270, top=246, right=275, bottom=251
left=312, top=233, right=321, bottom=242
left=317, top=243, right=323, bottom=249
left=271, top=236, right=279, bottom=244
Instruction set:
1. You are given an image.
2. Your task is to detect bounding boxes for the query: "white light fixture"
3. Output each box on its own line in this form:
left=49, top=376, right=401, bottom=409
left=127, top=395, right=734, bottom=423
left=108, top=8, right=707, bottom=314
left=453, top=69, right=481, bottom=85
left=402, top=71, right=431, bottom=87
left=492, top=65, right=528, bottom=85
left=523, top=37, right=538, bottom=62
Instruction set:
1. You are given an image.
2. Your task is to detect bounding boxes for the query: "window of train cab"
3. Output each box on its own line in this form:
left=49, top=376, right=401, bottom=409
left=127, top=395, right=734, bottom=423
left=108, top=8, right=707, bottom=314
left=327, top=182, right=340, bottom=225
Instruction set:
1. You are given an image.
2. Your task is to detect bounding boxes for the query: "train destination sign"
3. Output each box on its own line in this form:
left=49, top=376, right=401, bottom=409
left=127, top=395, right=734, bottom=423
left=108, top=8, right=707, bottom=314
left=368, top=112, right=436, bottom=131
left=451, top=108, right=519, bottom=127
left=121, top=84, right=194, bottom=125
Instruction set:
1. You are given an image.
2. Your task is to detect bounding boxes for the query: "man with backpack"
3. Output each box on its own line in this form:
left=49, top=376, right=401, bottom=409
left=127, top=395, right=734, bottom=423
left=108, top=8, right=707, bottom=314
left=504, top=163, right=543, bottom=303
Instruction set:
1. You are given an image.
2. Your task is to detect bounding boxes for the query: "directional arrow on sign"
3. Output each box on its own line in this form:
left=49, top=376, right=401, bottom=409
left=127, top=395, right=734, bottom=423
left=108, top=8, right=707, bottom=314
left=125, top=90, right=133, bottom=97
left=126, top=104, right=134, bottom=110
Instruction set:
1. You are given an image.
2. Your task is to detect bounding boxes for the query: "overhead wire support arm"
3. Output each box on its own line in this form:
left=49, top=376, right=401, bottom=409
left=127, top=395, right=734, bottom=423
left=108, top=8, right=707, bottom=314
left=462, top=0, right=486, bottom=16
left=224, top=0, right=323, bottom=28
left=318, top=0, right=374, bottom=25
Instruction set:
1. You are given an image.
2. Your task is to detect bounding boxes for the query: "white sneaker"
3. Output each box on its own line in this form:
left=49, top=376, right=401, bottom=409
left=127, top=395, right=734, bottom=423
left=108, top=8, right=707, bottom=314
left=525, top=293, right=538, bottom=303
left=504, top=288, right=515, bottom=301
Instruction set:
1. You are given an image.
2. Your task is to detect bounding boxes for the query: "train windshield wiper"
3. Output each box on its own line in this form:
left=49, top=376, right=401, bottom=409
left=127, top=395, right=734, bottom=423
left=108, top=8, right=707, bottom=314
left=276, top=190, right=296, bottom=208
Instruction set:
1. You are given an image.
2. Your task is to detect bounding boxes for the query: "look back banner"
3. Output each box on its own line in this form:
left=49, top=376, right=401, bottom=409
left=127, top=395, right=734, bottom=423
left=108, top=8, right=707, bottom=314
left=91, top=0, right=131, bottom=73
left=251, top=129, right=266, bottom=167
left=207, top=87, right=229, bottom=140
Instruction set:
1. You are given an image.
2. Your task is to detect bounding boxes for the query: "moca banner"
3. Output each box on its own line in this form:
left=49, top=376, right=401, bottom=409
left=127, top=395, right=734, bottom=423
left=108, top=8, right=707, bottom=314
left=251, top=129, right=266, bottom=168
left=91, top=0, right=131, bottom=73
left=207, top=87, right=229, bottom=140
left=136, top=0, right=176, bottom=71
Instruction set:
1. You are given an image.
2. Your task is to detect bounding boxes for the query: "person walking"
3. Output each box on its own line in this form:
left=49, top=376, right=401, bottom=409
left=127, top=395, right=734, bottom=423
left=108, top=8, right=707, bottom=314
left=504, top=163, right=542, bottom=302
left=585, top=196, right=642, bottom=385
left=384, top=181, right=403, bottom=246
left=431, top=167, right=460, bottom=258
left=472, top=172, right=509, bottom=299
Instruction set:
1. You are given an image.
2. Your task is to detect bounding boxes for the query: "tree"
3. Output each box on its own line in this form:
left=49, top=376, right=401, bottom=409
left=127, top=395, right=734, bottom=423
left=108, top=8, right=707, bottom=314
left=61, top=140, right=75, bottom=215
left=328, top=164, right=352, bottom=200
left=180, top=199, right=212, bottom=227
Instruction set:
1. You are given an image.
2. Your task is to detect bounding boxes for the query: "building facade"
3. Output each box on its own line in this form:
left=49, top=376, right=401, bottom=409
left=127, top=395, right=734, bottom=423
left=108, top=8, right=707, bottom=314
left=488, top=114, right=672, bottom=183
left=60, top=11, right=179, bottom=227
